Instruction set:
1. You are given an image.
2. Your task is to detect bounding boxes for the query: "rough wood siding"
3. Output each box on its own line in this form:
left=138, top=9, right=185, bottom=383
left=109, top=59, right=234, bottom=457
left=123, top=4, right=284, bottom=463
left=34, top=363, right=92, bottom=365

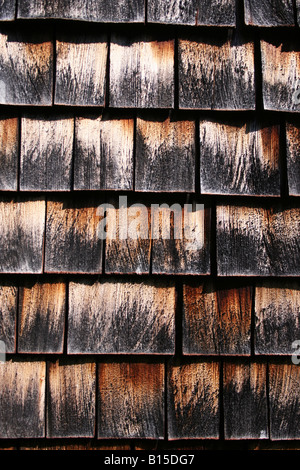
left=109, top=35, right=174, bottom=108
left=183, top=281, right=252, bottom=355
left=74, top=116, right=134, bottom=191
left=20, top=115, right=74, bottom=191
left=286, top=120, right=300, bottom=196
left=0, top=197, right=45, bottom=273
left=269, top=363, right=300, bottom=440
left=18, top=280, right=66, bottom=353
left=0, top=29, right=53, bottom=105
left=148, top=0, right=235, bottom=26
left=0, top=0, right=15, bottom=20
left=47, top=359, right=96, bottom=438
left=68, top=279, right=175, bottom=354
left=55, top=35, right=107, bottom=106
left=0, top=116, right=18, bottom=191
left=255, top=281, right=300, bottom=355
left=135, top=117, right=195, bottom=192
left=151, top=202, right=210, bottom=274
left=0, top=360, right=45, bottom=438
left=199, top=120, right=280, bottom=196
left=244, top=0, right=295, bottom=26
left=217, top=204, right=300, bottom=276
left=44, top=198, right=103, bottom=273
left=223, top=362, right=268, bottom=439
left=167, top=361, right=220, bottom=439
left=179, top=35, right=255, bottom=110
left=0, top=283, right=18, bottom=353
left=261, top=40, right=300, bottom=113
left=98, top=362, right=165, bottom=439
left=17, top=0, right=144, bottom=22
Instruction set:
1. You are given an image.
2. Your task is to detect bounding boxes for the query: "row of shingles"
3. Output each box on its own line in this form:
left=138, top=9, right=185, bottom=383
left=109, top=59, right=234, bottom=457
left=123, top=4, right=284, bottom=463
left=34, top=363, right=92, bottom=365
left=1, top=277, right=299, bottom=357
left=1, top=0, right=299, bottom=27
left=0, top=356, right=300, bottom=440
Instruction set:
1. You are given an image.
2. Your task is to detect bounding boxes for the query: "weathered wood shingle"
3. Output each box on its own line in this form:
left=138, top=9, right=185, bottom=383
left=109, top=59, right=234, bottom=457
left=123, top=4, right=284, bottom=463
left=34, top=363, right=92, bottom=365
left=286, top=120, right=300, bottom=196
left=0, top=0, right=15, bottom=20
left=244, top=0, right=295, bottom=26
left=0, top=116, right=18, bottom=191
left=0, top=283, right=18, bottom=353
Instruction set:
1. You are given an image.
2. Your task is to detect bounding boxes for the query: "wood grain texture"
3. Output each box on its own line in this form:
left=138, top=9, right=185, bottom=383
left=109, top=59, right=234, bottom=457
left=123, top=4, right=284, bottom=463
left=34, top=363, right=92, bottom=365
left=0, top=116, right=18, bottom=191
left=18, top=280, right=66, bottom=353
left=0, top=0, right=15, bottom=20
left=217, top=204, right=300, bottom=276
left=98, top=362, right=165, bottom=439
left=47, top=359, right=96, bottom=438
left=151, top=201, right=210, bottom=274
left=0, top=28, right=53, bottom=105
left=68, top=278, right=175, bottom=354
left=167, top=361, right=220, bottom=439
left=269, top=363, right=300, bottom=440
left=199, top=119, right=280, bottom=196
left=223, top=362, right=268, bottom=439
left=261, top=40, right=300, bottom=112
left=297, top=0, right=300, bottom=25
left=0, top=197, right=45, bottom=273
left=148, top=0, right=235, bottom=26
left=74, top=116, right=134, bottom=191
left=0, top=283, right=18, bottom=353
left=109, top=35, right=174, bottom=108
left=104, top=203, right=151, bottom=274
left=20, top=115, right=74, bottom=191
left=179, top=34, right=255, bottom=110
left=0, top=360, right=45, bottom=438
left=55, top=34, right=107, bottom=106
left=255, top=280, right=300, bottom=355
left=286, top=120, right=300, bottom=196
left=18, top=0, right=144, bottom=22
left=244, top=0, right=295, bottom=26
left=183, top=281, right=252, bottom=355
left=135, top=117, right=195, bottom=192
left=44, top=198, right=103, bottom=274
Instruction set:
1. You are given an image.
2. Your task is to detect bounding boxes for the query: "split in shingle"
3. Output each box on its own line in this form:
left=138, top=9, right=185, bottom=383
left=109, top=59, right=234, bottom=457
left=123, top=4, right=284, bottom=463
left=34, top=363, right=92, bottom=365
left=0, top=282, right=18, bottom=353
left=0, top=360, right=46, bottom=438
left=217, top=204, right=300, bottom=276
left=98, top=362, right=165, bottom=439
left=199, top=119, right=281, bottom=196
left=183, top=280, right=252, bottom=355
left=178, top=33, right=255, bottom=110
left=223, top=362, right=268, bottom=439
left=167, top=360, right=220, bottom=439
left=74, top=115, right=134, bottom=191
left=109, top=34, right=174, bottom=109
left=0, top=197, right=46, bottom=273
left=261, top=39, right=300, bottom=113
left=135, top=117, right=195, bottom=192
left=244, top=0, right=295, bottom=26
left=68, top=278, right=175, bottom=354
left=0, top=116, right=19, bottom=191
left=0, top=28, right=53, bottom=105
left=18, top=279, right=66, bottom=354
left=286, top=120, right=300, bottom=196
left=55, top=34, right=107, bottom=106
left=0, top=0, right=16, bottom=20
left=47, top=359, right=96, bottom=438
left=20, top=114, right=74, bottom=191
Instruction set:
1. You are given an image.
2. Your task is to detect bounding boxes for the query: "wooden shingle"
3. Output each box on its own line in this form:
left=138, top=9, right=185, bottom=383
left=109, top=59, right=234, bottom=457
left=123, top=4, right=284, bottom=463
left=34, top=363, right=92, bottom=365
left=200, top=119, right=280, bottom=196
left=183, top=281, right=252, bottom=355
left=135, top=117, right=195, bottom=193
left=0, top=197, right=46, bottom=273
left=55, top=34, right=107, bottom=106
left=109, top=35, right=174, bottom=109
left=47, top=359, right=96, bottom=438
left=223, top=362, right=268, bottom=439
left=0, top=116, right=18, bottom=191
left=0, top=360, right=46, bottom=438
left=244, top=0, right=295, bottom=26
left=179, top=34, right=255, bottom=110
left=0, top=0, right=16, bottom=20
left=167, top=361, right=220, bottom=439
left=74, top=116, right=134, bottom=191
left=286, top=120, right=300, bottom=196
left=98, top=362, right=165, bottom=439
left=0, top=28, right=53, bottom=105
left=20, top=115, right=74, bottom=191
left=68, top=279, right=175, bottom=354
left=0, top=283, right=18, bottom=353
